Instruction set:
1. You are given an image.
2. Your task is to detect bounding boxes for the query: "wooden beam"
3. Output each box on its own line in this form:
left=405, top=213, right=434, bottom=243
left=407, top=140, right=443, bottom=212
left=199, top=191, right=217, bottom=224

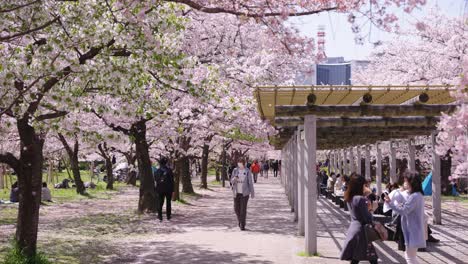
left=275, top=104, right=456, bottom=118
left=275, top=116, right=440, bottom=128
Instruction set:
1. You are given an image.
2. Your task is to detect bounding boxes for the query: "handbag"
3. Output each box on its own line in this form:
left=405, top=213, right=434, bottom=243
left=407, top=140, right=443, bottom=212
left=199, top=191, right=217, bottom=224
left=364, top=222, right=388, bottom=242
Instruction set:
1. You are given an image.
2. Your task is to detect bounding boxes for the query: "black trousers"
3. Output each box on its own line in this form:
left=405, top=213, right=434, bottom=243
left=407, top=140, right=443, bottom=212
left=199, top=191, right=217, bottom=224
left=273, top=169, right=278, bottom=177
left=157, top=192, right=172, bottom=220
left=234, top=194, right=249, bottom=228
left=351, top=260, right=377, bottom=264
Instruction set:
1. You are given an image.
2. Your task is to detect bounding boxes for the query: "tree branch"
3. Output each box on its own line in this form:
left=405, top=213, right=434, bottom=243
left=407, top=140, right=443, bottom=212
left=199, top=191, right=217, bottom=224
left=167, top=0, right=337, bottom=17
left=0, top=16, right=60, bottom=41
left=91, top=108, right=130, bottom=136
left=0, top=152, right=20, bottom=173
left=35, top=110, right=68, bottom=121
left=0, top=1, right=39, bottom=14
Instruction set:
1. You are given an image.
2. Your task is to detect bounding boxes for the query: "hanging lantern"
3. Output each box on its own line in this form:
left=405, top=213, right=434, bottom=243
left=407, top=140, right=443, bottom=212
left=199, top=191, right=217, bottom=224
left=419, top=92, right=429, bottom=103
left=362, top=93, right=373, bottom=104
left=307, top=93, right=316, bottom=106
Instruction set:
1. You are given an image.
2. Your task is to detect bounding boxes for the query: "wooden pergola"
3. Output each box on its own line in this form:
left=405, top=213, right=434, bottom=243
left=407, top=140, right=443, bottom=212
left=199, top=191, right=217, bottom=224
left=255, top=85, right=457, bottom=255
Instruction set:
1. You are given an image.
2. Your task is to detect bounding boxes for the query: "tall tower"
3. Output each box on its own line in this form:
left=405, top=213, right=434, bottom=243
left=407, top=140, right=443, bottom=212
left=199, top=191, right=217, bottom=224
left=316, top=25, right=327, bottom=62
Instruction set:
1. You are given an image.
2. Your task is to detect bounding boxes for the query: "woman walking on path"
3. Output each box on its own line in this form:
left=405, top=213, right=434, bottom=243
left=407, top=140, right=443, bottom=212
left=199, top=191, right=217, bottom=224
left=340, top=175, right=379, bottom=264
left=230, top=159, right=255, bottom=231
left=384, top=172, right=426, bottom=264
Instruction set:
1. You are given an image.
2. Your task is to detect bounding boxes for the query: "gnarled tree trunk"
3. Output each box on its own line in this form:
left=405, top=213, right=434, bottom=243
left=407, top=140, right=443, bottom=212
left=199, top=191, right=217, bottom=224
left=132, top=120, right=156, bottom=213
left=173, top=159, right=180, bottom=201
left=16, top=119, right=43, bottom=257
left=97, top=143, right=114, bottom=190
left=180, top=156, right=193, bottom=193
left=57, top=133, right=85, bottom=194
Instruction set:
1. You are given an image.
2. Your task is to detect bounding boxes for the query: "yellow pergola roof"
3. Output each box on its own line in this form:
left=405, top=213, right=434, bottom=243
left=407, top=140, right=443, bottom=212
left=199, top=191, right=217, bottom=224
left=256, top=85, right=456, bottom=124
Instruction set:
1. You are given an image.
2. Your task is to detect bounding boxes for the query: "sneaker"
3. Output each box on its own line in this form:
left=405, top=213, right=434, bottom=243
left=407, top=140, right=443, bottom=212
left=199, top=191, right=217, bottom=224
left=427, top=236, right=440, bottom=243
left=418, top=248, right=427, bottom=252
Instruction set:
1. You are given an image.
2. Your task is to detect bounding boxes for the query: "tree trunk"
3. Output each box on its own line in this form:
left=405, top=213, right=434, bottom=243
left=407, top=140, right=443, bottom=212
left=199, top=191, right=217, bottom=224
left=441, top=154, right=452, bottom=195
left=16, top=118, right=44, bottom=257
left=180, top=156, right=194, bottom=193
left=133, top=120, right=157, bottom=213
left=97, top=143, right=114, bottom=190
left=221, top=148, right=227, bottom=188
left=200, top=143, right=209, bottom=189
left=215, top=167, right=220, bottom=181
left=105, top=157, right=114, bottom=190
left=58, top=133, right=85, bottom=194
left=0, top=165, right=4, bottom=189
left=125, top=150, right=137, bottom=186
left=173, top=159, right=181, bottom=201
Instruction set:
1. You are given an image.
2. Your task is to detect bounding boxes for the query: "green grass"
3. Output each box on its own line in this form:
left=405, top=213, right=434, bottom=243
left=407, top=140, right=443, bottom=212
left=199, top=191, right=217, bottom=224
left=209, top=180, right=221, bottom=185
left=297, top=251, right=321, bottom=257
left=0, top=170, right=128, bottom=202
left=207, top=168, right=216, bottom=176
left=0, top=208, right=17, bottom=225
left=2, top=240, right=51, bottom=264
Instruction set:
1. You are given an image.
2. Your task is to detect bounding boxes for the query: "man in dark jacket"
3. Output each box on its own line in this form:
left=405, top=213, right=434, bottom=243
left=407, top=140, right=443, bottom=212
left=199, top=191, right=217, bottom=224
left=154, top=157, right=174, bottom=221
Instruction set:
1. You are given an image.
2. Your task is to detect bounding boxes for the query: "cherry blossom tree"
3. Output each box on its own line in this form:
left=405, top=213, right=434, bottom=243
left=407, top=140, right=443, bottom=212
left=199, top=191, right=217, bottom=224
left=0, top=0, right=185, bottom=256
left=437, top=58, right=468, bottom=179
left=353, top=11, right=466, bottom=85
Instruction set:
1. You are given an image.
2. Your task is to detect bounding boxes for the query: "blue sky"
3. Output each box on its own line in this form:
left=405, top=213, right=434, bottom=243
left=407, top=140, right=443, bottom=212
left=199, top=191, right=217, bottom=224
left=289, top=0, right=466, bottom=60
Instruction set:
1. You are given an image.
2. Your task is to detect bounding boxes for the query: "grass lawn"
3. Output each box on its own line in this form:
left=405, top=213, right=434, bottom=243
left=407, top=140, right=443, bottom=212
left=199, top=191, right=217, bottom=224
left=0, top=170, right=130, bottom=202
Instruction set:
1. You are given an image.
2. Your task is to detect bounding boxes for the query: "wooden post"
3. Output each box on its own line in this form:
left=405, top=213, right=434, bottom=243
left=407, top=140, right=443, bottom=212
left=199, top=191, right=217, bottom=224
left=408, top=139, right=416, bottom=172
left=390, top=141, right=397, bottom=184
left=376, top=143, right=383, bottom=197
left=365, top=145, right=371, bottom=181
left=357, top=146, right=362, bottom=175
left=343, top=149, right=348, bottom=175
left=431, top=133, right=442, bottom=224
left=338, top=150, right=343, bottom=175
left=349, top=147, right=355, bottom=174
left=293, top=132, right=298, bottom=221
left=304, top=115, right=317, bottom=255
left=297, top=126, right=305, bottom=235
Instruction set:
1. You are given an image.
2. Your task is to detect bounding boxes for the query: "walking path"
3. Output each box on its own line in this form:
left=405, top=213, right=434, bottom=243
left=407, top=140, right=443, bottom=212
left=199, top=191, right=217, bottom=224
left=1, top=175, right=467, bottom=263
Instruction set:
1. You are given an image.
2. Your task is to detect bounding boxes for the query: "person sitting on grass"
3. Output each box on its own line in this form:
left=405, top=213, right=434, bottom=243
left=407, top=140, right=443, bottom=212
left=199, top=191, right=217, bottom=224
left=10, top=182, right=19, bottom=203
left=41, top=182, right=52, bottom=202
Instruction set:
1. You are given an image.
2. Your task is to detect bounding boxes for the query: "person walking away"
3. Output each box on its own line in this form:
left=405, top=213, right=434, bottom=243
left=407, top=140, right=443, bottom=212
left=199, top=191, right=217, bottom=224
left=384, top=172, right=426, bottom=264
left=272, top=160, right=279, bottom=177
left=250, top=160, right=261, bottom=183
left=340, top=175, right=379, bottom=264
left=230, top=159, right=255, bottom=230
left=263, top=162, right=270, bottom=178
left=154, top=157, right=174, bottom=222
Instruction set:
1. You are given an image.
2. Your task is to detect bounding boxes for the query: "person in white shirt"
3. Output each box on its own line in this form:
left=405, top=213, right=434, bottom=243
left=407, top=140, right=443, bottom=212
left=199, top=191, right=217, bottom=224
left=41, top=182, right=52, bottom=202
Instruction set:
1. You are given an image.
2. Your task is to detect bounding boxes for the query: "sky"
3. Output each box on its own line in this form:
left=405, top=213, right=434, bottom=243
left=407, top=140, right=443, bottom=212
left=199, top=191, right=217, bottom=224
left=289, top=0, right=466, bottom=60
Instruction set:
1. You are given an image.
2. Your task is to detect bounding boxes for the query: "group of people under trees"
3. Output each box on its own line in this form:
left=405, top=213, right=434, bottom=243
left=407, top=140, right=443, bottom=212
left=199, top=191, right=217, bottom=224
left=317, top=169, right=441, bottom=264
left=4, top=181, right=52, bottom=204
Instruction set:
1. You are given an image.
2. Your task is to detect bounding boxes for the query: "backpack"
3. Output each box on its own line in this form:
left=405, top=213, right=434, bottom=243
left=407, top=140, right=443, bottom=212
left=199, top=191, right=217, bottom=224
left=154, top=166, right=173, bottom=193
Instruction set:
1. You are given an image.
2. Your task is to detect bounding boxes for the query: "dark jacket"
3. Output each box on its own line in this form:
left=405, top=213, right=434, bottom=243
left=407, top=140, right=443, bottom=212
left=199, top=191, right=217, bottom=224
left=340, top=196, right=378, bottom=261
left=154, top=165, right=174, bottom=194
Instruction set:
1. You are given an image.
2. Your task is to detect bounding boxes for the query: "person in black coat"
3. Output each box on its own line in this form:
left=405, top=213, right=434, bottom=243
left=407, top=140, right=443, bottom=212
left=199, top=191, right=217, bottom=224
left=340, top=175, right=378, bottom=264
left=154, top=157, right=174, bottom=221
